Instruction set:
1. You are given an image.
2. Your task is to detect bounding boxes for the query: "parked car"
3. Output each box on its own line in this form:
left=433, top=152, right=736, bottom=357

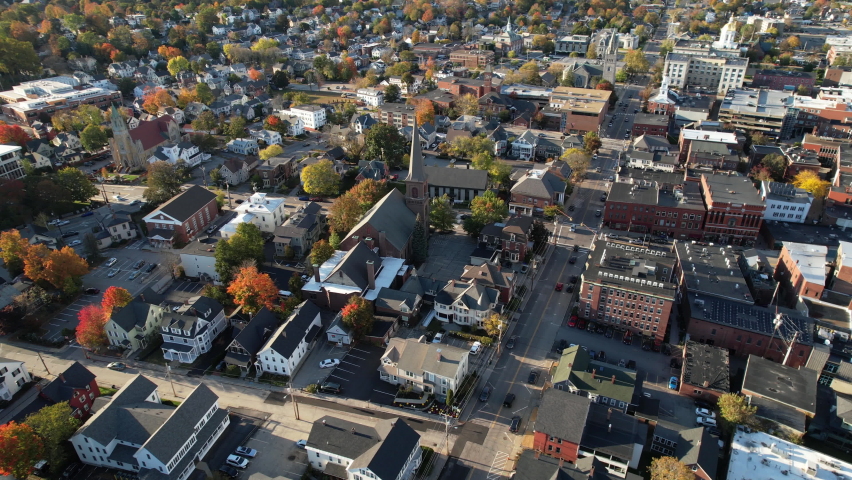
left=85, top=288, right=100, bottom=295
left=555, top=282, right=564, bottom=291
left=133, top=260, right=146, bottom=270
left=527, top=370, right=539, bottom=385
left=319, top=382, right=342, bottom=394
left=235, top=447, right=257, bottom=458
left=566, top=284, right=574, bottom=292
left=218, top=466, right=239, bottom=478
left=319, top=359, right=340, bottom=369
left=298, top=196, right=309, bottom=201
left=145, top=263, right=158, bottom=273
left=597, top=351, right=606, bottom=361
left=510, top=416, right=521, bottom=433
left=668, top=376, right=679, bottom=390
left=432, top=332, right=444, bottom=343
left=695, top=408, right=716, bottom=419
left=605, top=327, right=614, bottom=338
left=503, top=393, right=515, bottom=408
left=309, top=197, right=323, bottom=202
left=106, top=258, right=118, bottom=267
left=569, top=275, right=578, bottom=284
left=569, top=256, right=577, bottom=264
left=128, top=271, right=141, bottom=280
left=470, top=341, right=483, bottom=355
left=295, top=440, right=307, bottom=449
left=226, top=455, right=249, bottom=469
left=68, top=240, right=82, bottom=246
left=567, top=204, right=575, bottom=211
left=576, top=319, right=587, bottom=330
left=626, top=359, right=636, bottom=370
left=694, top=400, right=712, bottom=410
left=107, top=362, right=126, bottom=371
left=61, top=463, right=81, bottom=480
left=696, top=416, right=717, bottom=427
left=618, top=359, right=626, bottom=368
left=595, top=210, right=602, bottom=217
left=479, top=385, right=492, bottom=402
left=554, top=339, right=568, bottom=353
left=81, top=211, right=94, bottom=217
left=506, top=336, right=516, bottom=349
left=107, top=268, right=120, bottom=277
left=567, top=316, right=577, bottom=327
left=62, top=231, right=79, bottom=238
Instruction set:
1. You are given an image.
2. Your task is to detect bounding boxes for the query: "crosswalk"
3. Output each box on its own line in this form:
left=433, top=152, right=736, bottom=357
left=126, top=240, right=146, bottom=250
left=487, top=451, right=509, bottom=480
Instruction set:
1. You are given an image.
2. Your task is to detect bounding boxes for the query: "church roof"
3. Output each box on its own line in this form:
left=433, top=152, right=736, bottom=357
left=130, top=116, right=177, bottom=151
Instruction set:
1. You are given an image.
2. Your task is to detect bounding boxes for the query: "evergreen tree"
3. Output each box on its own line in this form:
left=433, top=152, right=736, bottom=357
left=412, top=214, right=428, bottom=264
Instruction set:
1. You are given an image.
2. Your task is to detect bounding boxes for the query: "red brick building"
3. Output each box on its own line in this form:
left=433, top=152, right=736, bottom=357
left=751, top=69, right=815, bottom=90
left=775, top=242, right=827, bottom=300
left=37, top=361, right=99, bottom=419
left=377, top=103, right=416, bottom=128
left=578, top=240, right=678, bottom=342
left=547, top=87, right=611, bottom=136
left=631, top=113, right=671, bottom=137
left=143, top=186, right=219, bottom=247
left=478, top=216, right=535, bottom=264
left=678, top=128, right=741, bottom=164
left=436, top=76, right=497, bottom=97
left=603, top=181, right=706, bottom=240
left=788, top=97, right=852, bottom=138
left=532, top=388, right=590, bottom=464
left=678, top=342, right=730, bottom=405
left=684, top=293, right=813, bottom=368
left=700, top=174, right=766, bottom=246
left=449, top=49, right=495, bottom=68
left=686, top=140, right=741, bottom=171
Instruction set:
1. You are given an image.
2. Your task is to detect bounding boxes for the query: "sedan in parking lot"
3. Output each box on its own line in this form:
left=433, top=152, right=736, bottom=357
left=695, top=408, right=716, bottom=419
left=128, top=271, right=141, bottom=280
left=235, top=446, right=257, bottom=458
left=319, top=359, right=340, bottom=369
left=68, top=240, right=82, bottom=246
left=668, top=376, right=679, bottom=390
left=296, top=439, right=307, bottom=448
left=107, top=268, right=120, bottom=277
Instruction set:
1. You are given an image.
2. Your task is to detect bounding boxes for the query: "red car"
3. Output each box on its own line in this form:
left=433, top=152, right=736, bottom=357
left=309, top=197, right=323, bottom=202
left=623, top=331, right=633, bottom=345
left=567, top=315, right=578, bottom=327
left=576, top=319, right=587, bottom=330
left=555, top=282, right=564, bottom=291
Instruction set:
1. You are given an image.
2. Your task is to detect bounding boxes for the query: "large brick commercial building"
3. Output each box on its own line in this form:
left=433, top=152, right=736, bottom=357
left=700, top=174, right=766, bottom=246
left=546, top=87, right=611, bottom=136
left=603, top=180, right=706, bottom=240
left=751, top=69, right=815, bottom=91
left=578, top=240, right=678, bottom=342
left=775, top=242, right=828, bottom=301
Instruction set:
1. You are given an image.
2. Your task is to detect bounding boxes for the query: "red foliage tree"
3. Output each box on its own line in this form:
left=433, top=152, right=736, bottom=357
left=312, top=5, right=325, bottom=15
left=75, top=305, right=108, bottom=350
left=157, top=45, right=182, bottom=59
left=0, top=125, right=31, bottom=148
left=596, top=80, right=614, bottom=91
left=227, top=266, right=278, bottom=315
left=247, top=68, right=264, bottom=81
left=101, top=286, right=132, bottom=314
left=0, top=422, right=44, bottom=479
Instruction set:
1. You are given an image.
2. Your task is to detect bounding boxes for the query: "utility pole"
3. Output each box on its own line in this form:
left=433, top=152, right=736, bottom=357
left=289, top=380, right=300, bottom=420
left=36, top=352, right=50, bottom=376
left=166, top=365, right=177, bottom=397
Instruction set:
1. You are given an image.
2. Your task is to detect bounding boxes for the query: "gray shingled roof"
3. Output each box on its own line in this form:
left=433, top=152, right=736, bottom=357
left=40, top=361, right=95, bottom=403
left=140, top=383, right=219, bottom=461
left=324, top=242, right=381, bottom=289
left=385, top=337, right=468, bottom=380
left=511, top=170, right=565, bottom=199
left=346, top=190, right=415, bottom=252
left=73, top=375, right=163, bottom=446
left=154, top=186, right=217, bottom=223
left=110, top=300, right=163, bottom=333
left=424, top=166, right=488, bottom=190
left=434, top=280, right=499, bottom=311
left=374, top=287, right=421, bottom=313
left=229, top=308, right=279, bottom=355
left=349, top=418, right=421, bottom=479
left=535, top=389, right=591, bottom=444
left=262, top=300, right=321, bottom=358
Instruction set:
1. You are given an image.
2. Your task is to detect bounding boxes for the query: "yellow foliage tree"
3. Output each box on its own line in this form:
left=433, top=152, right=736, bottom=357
left=792, top=171, right=830, bottom=199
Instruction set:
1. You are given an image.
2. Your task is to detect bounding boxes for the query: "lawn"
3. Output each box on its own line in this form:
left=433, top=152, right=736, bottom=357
left=281, top=88, right=358, bottom=106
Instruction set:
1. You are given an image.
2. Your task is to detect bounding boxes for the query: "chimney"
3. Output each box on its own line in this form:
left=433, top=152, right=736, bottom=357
left=535, top=450, right=540, bottom=459
left=351, top=427, right=356, bottom=434
left=140, top=294, right=145, bottom=302
left=436, top=348, right=442, bottom=362
left=608, top=424, right=612, bottom=433
left=558, top=458, right=564, bottom=468
left=59, top=374, right=66, bottom=383
left=378, top=230, right=386, bottom=250
left=591, top=369, right=596, bottom=380
left=366, top=260, right=376, bottom=290
left=611, top=375, right=616, bottom=384
left=313, top=264, right=320, bottom=282
left=322, top=419, right=326, bottom=425
left=607, top=407, right=612, bottom=420
left=703, top=380, right=710, bottom=388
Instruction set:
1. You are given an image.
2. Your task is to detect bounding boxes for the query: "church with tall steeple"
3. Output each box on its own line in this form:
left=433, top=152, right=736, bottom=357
left=405, top=117, right=430, bottom=234
left=480, top=17, right=523, bottom=55
left=108, top=104, right=182, bottom=172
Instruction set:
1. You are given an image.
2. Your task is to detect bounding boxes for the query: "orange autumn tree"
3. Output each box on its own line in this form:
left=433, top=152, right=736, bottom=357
left=413, top=98, right=435, bottom=126
left=24, top=245, right=89, bottom=294
left=341, top=297, right=374, bottom=341
left=0, top=422, right=44, bottom=479
left=75, top=305, right=108, bottom=350
left=227, top=265, right=278, bottom=315
left=247, top=68, right=264, bottom=81
left=158, top=45, right=183, bottom=59
left=101, top=286, right=132, bottom=315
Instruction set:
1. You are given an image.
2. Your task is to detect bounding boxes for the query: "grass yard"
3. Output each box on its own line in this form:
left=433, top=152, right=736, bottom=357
left=281, top=88, right=358, bottom=106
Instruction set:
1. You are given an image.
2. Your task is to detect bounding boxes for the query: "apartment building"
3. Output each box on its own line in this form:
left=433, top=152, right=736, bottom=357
left=546, top=87, right=611, bottom=135
left=160, top=296, right=228, bottom=364
left=0, top=145, right=25, bottom=180
left=377, top=103, right=416, bottom=128
left=449, top=49, right=495, bottom=68
left=678, top=341, right=730, bottom=405
left=775, top=242, right=827, bottom=300
left=759, top=181, right=813, bottom=223
left=663, top=53, right=748, bottom=94
left=603, top=180, right=706, bottom=240
left=286, top=104, right=326, bottom=130
left=700, top=174, right=766, bottom=246
left=717, top=88, right=792, bottom=138
left=356, top=87, right=384, bottom=107
left=752, top=69, right=815, bottom=90
left=378, top=338, right=469, bottom=400
left=686, top=140, right=741, bottom=170
left=577, top=240, right=678, bottom=342
left=786, top=95, right=852, bottom=139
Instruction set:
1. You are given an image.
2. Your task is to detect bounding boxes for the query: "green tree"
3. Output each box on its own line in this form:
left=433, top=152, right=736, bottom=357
left=167, top=56, right=190, bottom=76
left=24, top=403, right=80, bottom=470
left=80, top=125, right=108, bottom=152
left=649, top=457, right=693, bottom=480
left=445, top=388, right=454, bottom=406
left=227, top=116, right=247, bottom=139
left=583, top=131, right=602, bottom=155
left=192, top=110, right=217, bottom=132
left=384, top=84, right=401, bottom=103
left=208, top=167, right=223, bottom=186
left=761, top=153, right=787, bottom=180
left=309, top=239, right=335, bottom=266
left=470, top=190, right=508, bottom=225
left=214, top=223, right=265, bottom=283
left=623, top=49, right=650, bottom=75
left=429, top=194, right=455, bottom=232
left=364, top=124, right=407, bottom=168
left=0, top=37, right=41, bottom=77
left=143, top=162, right=183, bottom=205
left=751, top=131, right=769, bottom=146
left=717, top=392, right=757, bottom=430
left=55, top=167, right=97, bottom=203
left=615, top=70, right=629, bottom=83
left=329, top=231, right=341, bottom=249
left=195, top=83, right=214, bottom=105
left=543, top=205, right=561, bottom=219
left=561, top=148, right=591, bottom=182
left=529, top=220, right=549, bottom=253
left=412, top=214, right=428, bottom=264
left=302, top=159, right=340, bottom=197
left=483, top=312, right=505, bottom=337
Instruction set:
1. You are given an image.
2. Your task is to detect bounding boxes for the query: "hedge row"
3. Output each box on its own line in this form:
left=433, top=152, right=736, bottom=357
left=448, top=331, right=494, bottom=346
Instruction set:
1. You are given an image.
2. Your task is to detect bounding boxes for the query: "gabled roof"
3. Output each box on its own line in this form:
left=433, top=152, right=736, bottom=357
left=261, top=300, right=321, bottom=359
left=536, top=388, right=591, bottom=444
left=229, top=307, right=279, bottom=355
left=424, top=166, right=488, bottom=190
left=434, top=280, right=499, bottom=311
left=110, top=299, right=163, bottom=333
left=460, top=263, right=514, bottom=290
left=374, top=287, right=421, bottom=312
left=146, top=186, right=217, bottom=223
left=140, top=383, right=219, bottom=461
left=323, top=242, right=381, bottom=289
left=130, top=116, right=176, bottom=151
left=511, top=170, right=566, bottom=199
left=383, top=337, right=468, bottom=380
left=552, top=346, right=637, bottom=404
left=40, top=361, right=96, bottom=403
left=346, top=189, right=415, bottom=252
left=73, top=375, right=162, bottom=446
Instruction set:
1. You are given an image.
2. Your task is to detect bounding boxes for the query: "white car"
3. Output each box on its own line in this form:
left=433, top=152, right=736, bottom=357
left=696, top=416, right=717, bottom=427
left=48, top=219, right=61, bottom=226
left=107, top=268, right=120, bottom=277
left=278, top=290, right=292, bottom=297
left=433, top=332, right=444, bottom=343
left=68, top=240, right=82, bottom=246
left=470, top=341, right=482, bottom=355
left=106, top=258, right=118, bottom=267
left=319, top=359, right=340, bottom=369
left=295, top=439, right=307, bottom=449
left=234, top=446, right=257, bottom=458
left=695, top=408, right=716, bottom=419
left=58, top=220, right=71, bottom=226
left=226, top=455, right=249, bottom=469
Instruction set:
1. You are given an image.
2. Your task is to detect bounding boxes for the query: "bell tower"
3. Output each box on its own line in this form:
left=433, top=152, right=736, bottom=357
left=109, top=105, right=138, bottom=171
left=405, top=118, right=429, bottom=234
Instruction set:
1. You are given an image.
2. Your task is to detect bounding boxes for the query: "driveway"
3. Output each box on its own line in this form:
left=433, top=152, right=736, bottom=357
left=321, top=344, right=398, bottom=405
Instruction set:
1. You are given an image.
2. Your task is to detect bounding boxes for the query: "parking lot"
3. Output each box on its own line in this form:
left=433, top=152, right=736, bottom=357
left=202, top=408, right=269, bottom=476
left=417, top=233, right=478, bottom=283
left=43, top=294, right=101, bottom=342
left=229, top=409, right=311, bottom=480
left=315, top=344, right=399, bottom=405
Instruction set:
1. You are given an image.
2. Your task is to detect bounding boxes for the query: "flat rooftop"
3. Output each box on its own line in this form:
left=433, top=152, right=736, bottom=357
left=687, top=293, right=813, bottom=344
left=703, top=173, right=765, bottom=207
left=683, top=341, right=730, bottom=392
left=580, top=402, right=648, bottom=462
left=675, top=241, right=753, bottom=303
left=680, top=129, right=738, bottom=144
left=743, top=354, right=818, bottom=415
left=719, top=88, right=792, bottom=117
left=727, top=429, right=852, bottom=480
left=619, top=168, right=687, bottom=187
left=783, top=242, right=827, bottom=286
left=584, top=240, right=678, bottom=299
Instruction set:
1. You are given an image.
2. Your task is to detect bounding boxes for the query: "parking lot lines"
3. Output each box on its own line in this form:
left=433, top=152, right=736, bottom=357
left=487, top=451, right=509, bottom=480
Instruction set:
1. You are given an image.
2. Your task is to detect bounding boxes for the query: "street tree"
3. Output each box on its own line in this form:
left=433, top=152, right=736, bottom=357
left=259, top=144, right=284, bottom=160
left=55, top=167, right=97, bottom=202
left=301, top=159, right=340, bottom=196
left=0, top=230, right=30, bottom=277
left=718, top=392, right=758, bottom=429
left=583, top=132, right=602, bottom=155
left=529, top=220, right=549, bottom=253
left=792, top=170, right=831, bottom=198
left=227, top=265, right=278, bottom=315
left=341, top=296, right=374, bottom=341
left=24, top=403, right=80, bottom=470
left=364, top=124, right=407, bottom=168
left=429, top=194, right=455, bottom=232
left=80, top=125, right=108, bottom=152
left=167, top=56, right=190, bottom=76
left=623, top=49, right=650, bottom=74
left=483, top=313, right=506, bottom=337
left=470, top=190, right=508, bottom=225
left=751, top=131, right=769, bottom=146
left=561, top=148, right=591, bottom=182
left=0, top=422, right=44, bottom=479
left=75, top=305, right=108, bottom=350
left=143, top=162, right=183, bottom=205
left=328, top=194, right=364, bottom=235
left=101, top=286, right=132, bottom=315
left=412, top=214, right=428, bottom=264
left=214, top=223, right=265, bottom=283
left=309, top=239, right=335, bottom=267
left=649, top=457, right=693, bottom=480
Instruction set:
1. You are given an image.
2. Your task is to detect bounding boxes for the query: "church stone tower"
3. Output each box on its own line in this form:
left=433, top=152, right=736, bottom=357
left=602, top=32, right=618, bottom=84
left=405, top=118, right=429, bottom=235
left=109, top=105, right=139, bottom=171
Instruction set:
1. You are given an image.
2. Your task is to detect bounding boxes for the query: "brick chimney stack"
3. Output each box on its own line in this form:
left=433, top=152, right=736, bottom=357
left=313, top=264, right=320, bottom=282
left=591, top=369, right=596, bottom=380
left=59, top=374, right=66, bottom=383
left=366, top=260, right=375, bottom=290
left=611, top=375, right=616, bottom=384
